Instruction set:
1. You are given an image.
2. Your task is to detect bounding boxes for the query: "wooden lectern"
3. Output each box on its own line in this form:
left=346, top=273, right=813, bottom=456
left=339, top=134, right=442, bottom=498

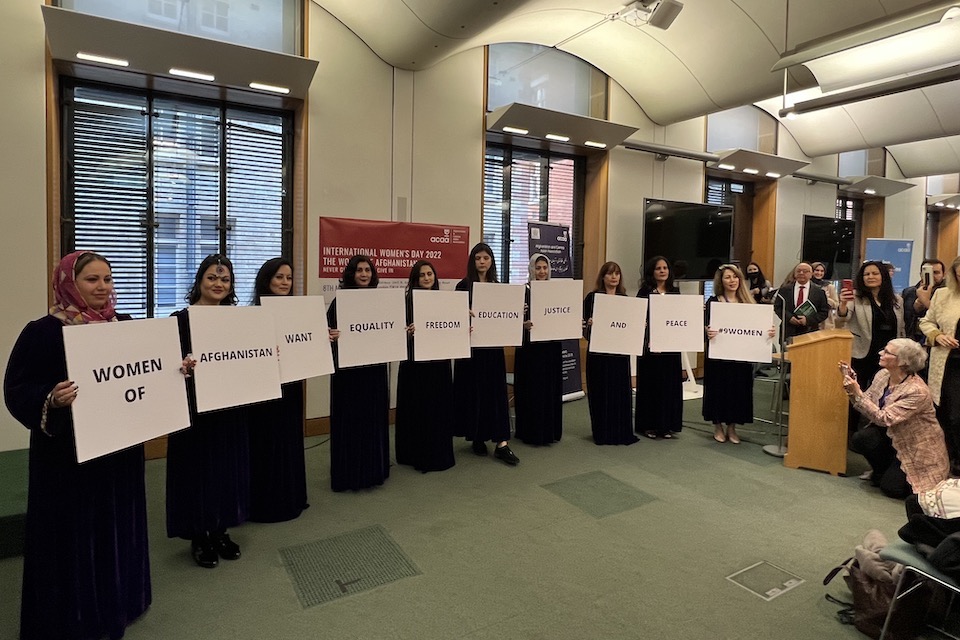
left=783, top=329, right=853, bottom=476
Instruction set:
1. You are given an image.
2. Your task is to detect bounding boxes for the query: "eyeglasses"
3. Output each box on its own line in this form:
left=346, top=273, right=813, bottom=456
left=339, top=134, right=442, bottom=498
left=879, top=348, right=898, bottom=356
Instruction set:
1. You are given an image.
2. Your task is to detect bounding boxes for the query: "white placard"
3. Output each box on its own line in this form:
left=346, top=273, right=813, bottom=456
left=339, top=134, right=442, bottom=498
left=335, top=288, right=408, bottom=367
left=529, top=280, right=584, bottom=342
left=470, top=282, right=525, bottom=347
left=189, top=306, right=282, bottom=412
left=707, top=302, right=775, bottom=364
left=413, top=290, right=471, bottom=361
left=588, top=294, right=648, bottom=356
left=648, top=294, right=706, bottom=353
left=63, top=317, right=191, bottom=463
left=260, top=296, right=334, bottom=382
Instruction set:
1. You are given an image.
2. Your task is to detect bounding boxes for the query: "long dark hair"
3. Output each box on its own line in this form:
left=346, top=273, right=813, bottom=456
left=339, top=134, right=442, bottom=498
left=594, top=261, right=626, bottom=295
left=407, top=260, right=439, bottom=291
left=465, top=242, right=499, bottom=283
left=341, top=254, right=379, bottom=289
left=855, top=260, right=896, bottom=313
left=252, top=257, right=293, bottom=305
left=746, top=261, right=766, bottom=288
left=186, top=254, right=237, bottom=306
left=641, top=255, right=674, bottom=291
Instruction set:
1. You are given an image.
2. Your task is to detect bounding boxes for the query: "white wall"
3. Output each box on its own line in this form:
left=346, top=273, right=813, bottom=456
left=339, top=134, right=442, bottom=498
left=0, top=0, right=49, bottom=451
left=606, top=80, right=703, bottom=294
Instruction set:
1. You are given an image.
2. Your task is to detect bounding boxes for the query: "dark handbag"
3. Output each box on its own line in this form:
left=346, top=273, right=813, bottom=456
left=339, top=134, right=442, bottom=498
left=824, top=558, right=894, bottom=639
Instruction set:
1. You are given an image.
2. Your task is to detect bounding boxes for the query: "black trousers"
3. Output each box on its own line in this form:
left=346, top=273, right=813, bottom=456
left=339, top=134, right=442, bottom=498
left=850, top=424, right=910, bottom=499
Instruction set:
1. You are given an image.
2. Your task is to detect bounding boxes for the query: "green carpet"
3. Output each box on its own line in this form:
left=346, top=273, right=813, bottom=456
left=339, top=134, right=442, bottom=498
left=542, top=470, right=657, bottom=518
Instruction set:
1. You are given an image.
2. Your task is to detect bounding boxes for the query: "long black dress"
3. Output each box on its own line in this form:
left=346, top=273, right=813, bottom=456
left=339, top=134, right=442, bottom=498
left=327, top=299, right=391, bottom=491
left=247, top=380, right=308, bottom=522
left=513, top=285, right=563, bottom=445
left=395, top=291, right=456, bottom=472
left=166, top=309, right=250, bottom=539
left=452, top=278, right=511, bottom=443
left=583, top=291, right=638, bottom=445
left=702, top=296, right=753, bottom=425
left=4, top=314, right=151, bottom=640
left=635, top=285, right=684, bottom=436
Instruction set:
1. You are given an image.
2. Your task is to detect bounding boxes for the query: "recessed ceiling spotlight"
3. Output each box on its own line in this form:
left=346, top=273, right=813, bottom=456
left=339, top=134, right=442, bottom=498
left=545, top=133, right=570, bottom=142
left=863, top=188, right=877, bottom=195
left=169, top=68, right=215, bottom=81
left=765, top=172, right=781, bottom=179
left=717, top=163, right=736, bottom=171
left=249, top=82, right=290, bottom=94
left=743, top=167, right=760, bottom=175
left=76, top=52, right=129, bottom=67
left=935, top=202, right=946, bottom=207
left=584, top=141, right=607, bottom=149
left=502, top=126, right=528, bottom=135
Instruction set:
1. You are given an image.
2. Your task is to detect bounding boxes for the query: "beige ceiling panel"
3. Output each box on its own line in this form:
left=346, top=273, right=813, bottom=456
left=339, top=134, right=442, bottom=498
left=400, top=0, right=556, bottom=39
left=562, top=21, right=714, bottom=124
left=781, top=0, right=924, bottom=49
left=774, top=108, right=868, bottom=158
left=887, top=137, right=960, bottom=178
left=842, top=90, right=947, bottom=148
left=921, top=82, right=960, bottom=132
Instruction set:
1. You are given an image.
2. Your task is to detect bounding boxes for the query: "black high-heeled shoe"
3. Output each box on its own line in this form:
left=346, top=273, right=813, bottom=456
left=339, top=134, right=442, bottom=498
left=191, top=534, right=218, bottom=569
left=212, top=530, right=241, bottom=560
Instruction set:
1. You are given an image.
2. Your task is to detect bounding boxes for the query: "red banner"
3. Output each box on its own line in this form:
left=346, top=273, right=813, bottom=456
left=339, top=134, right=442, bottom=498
left=319, top=217, right=470, bottom=281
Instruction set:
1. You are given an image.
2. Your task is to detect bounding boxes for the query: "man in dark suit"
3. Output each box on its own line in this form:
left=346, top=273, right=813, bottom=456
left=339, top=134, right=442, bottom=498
left=773, top=262, right=830, bottom=342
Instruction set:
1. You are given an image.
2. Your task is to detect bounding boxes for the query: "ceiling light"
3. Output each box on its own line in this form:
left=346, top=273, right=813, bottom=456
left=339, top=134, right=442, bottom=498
left=950, top=204, right=959, bottom=209
left=249, top=82, right=290, bottom=94
left=169, top=67, right=215, bottom=81
left=618, top=0, right=684, bottom=30
left=502, top=126, right=528, bottom=135
left=743, top=168, right=760, bottom=175
left=584, top=141, right=607, bottom=149
left=936, top=202, right=946, bottom=207
left=863, top=188, right=877, bottom=195
left=717, top=163, right=736, bottom=171
left=545, top=134, right=569, bottom=142
left=765, top=172, right=781, bottom=179
left=76, top=52, right=129, bottom=67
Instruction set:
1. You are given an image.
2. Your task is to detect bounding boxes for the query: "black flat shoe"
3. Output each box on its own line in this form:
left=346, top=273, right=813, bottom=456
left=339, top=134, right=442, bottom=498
left=494, top=444, right=519, bottom=466
left=472, top=440, right=488, bottom=456
left=191, top=536, right=218, bottom=569
left=212, top=531, right=241, bottom=560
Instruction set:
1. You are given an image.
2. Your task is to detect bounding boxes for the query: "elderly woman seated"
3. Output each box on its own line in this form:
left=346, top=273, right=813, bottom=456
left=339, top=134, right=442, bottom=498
left=842, top=338, right=951, bottom=500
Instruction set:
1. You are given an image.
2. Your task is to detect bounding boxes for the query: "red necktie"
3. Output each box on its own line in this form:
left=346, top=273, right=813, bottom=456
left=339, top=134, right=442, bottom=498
left=797, top=285, right=805, bottom=306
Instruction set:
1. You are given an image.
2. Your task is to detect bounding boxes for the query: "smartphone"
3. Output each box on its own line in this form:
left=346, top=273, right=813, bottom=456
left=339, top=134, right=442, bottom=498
left=839, top=362, right=851, bottom=378
left=921, top=264, right=934, bottom=288
left=841, top=279, right=854, bottom=293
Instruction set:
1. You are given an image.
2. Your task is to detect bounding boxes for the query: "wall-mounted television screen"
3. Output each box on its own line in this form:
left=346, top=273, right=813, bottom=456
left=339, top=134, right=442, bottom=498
left=642, top=198, right=734, bottom=280
left=801, top=215, right=856, bottom=281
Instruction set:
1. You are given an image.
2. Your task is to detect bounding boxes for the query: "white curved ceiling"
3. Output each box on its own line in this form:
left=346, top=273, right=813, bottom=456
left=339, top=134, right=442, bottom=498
left=311, top=0, right=960, bottom=176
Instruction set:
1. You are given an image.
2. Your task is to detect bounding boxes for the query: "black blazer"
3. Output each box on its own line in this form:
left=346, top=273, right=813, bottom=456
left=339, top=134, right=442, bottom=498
left=773, top=282, right=830, bottom=339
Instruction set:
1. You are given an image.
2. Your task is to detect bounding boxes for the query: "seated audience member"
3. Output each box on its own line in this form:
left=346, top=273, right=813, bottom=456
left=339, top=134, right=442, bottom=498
left=842, top=338, right=951, bottom=499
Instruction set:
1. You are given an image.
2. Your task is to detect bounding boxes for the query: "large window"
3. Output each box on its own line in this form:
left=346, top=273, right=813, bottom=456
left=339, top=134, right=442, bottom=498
left=483, top=144, right=584, bottom=283
left=61, top=81, right=293, bottom=318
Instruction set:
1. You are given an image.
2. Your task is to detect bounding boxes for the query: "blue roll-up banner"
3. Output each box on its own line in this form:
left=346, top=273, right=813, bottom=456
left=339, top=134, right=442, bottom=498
left=527, top=221, right=584, bottom=401
left=864, top=238, right=913, bottom=293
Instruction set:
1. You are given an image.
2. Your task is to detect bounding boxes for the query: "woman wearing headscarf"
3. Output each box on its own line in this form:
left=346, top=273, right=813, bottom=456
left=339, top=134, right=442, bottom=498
left=394, top=259, right=456, bottom=472
left=166, top=254, right=250, bottom=568
left=246, top=257, right=309, bottom=522
left=4, top=251, right=151, bottom=639
left=513, top=253, right=563, bottom=446
left=810, top=261, right=839, bottom=329
left=326, top=255, right=391, bottom=490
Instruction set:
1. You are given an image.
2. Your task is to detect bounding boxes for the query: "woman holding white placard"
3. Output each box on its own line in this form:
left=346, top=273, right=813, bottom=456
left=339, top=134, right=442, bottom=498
left=453, top=242, right=519, bottom=465
left=635, top=255, right=683, bottom=440
left=703, top=263, right=772, bottom=444
left=395, top=260, right=456, bottom=472
left=246, top=257, right=309, bottom=522
left=167, top=254, right=250, bottom=569
left=514, top=253, right=563, bottom=446
left=583, top=261, right=638, bottom=446
left=4, top=251, right=151, bottom=640
left=326, top=255, right=391, bottom=490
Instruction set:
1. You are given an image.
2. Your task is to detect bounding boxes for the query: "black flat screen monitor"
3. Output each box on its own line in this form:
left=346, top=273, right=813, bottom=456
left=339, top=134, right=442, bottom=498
left=643, top=198, right=733, bottom=280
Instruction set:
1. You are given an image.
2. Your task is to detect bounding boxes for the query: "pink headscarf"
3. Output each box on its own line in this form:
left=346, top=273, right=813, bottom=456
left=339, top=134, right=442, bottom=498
left=48, top=251, right=118, bottom=325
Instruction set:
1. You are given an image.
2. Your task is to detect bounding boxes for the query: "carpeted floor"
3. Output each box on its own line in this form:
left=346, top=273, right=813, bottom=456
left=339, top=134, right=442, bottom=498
left=0, top=381, right=919, bottom=639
